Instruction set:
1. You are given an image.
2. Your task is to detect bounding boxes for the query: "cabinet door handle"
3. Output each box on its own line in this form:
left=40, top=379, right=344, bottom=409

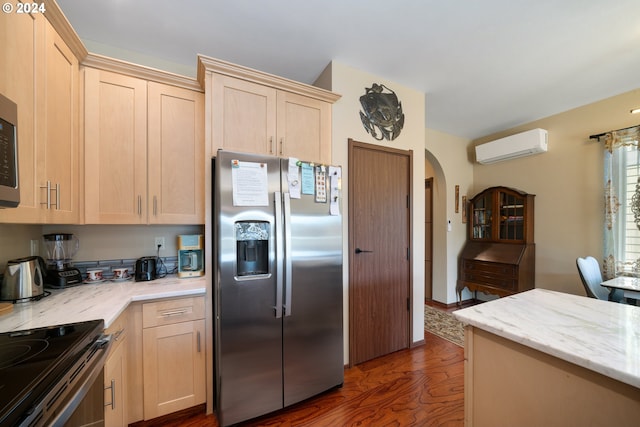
left=153, top=195, right=157, bottom=216
left=197, top=331, right=201, bottom=353
left=54, top=183, right=60, bottom=210
left=160, top=309, right=188, bottom=317
left=40, top=181, right=51, bottom=209
left=269, top=136, right=274, bottom=154
left=113, top=328, right=125, bottom=341
left=104, top=379, right=115, bottom=410
left=138, top=195, right=142, bottom=216
left=279, top=137, right=284, bottom=155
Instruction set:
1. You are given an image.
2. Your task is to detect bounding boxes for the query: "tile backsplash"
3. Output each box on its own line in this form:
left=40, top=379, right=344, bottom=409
left=0, top=224, right=204, bottom=270
left=74, top=256, right=179, bottom=280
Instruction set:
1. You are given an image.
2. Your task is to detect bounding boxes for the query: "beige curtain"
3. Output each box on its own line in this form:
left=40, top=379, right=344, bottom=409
left=602, top=125, right=640, bottom=278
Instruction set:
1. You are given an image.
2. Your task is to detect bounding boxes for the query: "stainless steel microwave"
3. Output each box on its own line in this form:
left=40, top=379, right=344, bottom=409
left=0, top=93, right=19, bottom=208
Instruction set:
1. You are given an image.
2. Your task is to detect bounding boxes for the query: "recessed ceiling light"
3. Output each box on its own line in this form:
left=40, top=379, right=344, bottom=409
left=631, top=108, right=640, bottom=114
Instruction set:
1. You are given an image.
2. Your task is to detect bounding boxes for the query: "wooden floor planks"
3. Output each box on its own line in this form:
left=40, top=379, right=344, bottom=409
left=144, top=330, right=464, bottom=427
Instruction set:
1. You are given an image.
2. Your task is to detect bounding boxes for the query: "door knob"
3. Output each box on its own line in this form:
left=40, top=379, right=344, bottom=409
left=355, top=248, right=373, bottom=254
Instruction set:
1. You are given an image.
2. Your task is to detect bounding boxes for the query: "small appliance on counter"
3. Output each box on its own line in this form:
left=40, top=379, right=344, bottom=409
left=1, top=256, right=46, bottom=302
left=177, top=234, right=204, bottom=278
left=42, top=233, right=83, bottom=288
left=135, top=256, right=157, bottom=282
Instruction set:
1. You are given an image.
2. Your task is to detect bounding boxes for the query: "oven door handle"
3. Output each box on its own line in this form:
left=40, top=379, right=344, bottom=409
left=44, top=334, right=113, bottom=426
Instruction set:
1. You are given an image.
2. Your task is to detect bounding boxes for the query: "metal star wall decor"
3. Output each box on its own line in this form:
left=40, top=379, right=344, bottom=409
left=359, top=83, right=405, bottom=141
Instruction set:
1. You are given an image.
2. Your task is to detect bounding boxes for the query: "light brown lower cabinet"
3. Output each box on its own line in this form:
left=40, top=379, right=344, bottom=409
left=104, top=296, right=206, bottom=424
left=141, top=297, right=206, bottom=420
left=104, top=311, right=128, bottom=427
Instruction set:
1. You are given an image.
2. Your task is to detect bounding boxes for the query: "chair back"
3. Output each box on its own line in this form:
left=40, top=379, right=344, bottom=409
left=576, top=256, right=611, bottom=300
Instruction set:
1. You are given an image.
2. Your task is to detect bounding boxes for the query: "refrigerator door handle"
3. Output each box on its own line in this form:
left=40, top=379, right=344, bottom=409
left=274, top=192, right=284, bottom=318
left=283, top=192, right=293, bottom=316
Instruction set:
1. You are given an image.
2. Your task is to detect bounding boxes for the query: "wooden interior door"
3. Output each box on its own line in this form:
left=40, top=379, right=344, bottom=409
left=425, top=178, right=433, bottom=301
left=349, top=139, right=412, bottom=365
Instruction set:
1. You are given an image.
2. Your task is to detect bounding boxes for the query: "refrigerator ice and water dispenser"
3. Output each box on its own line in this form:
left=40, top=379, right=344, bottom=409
left=235, top=221, right=269, bottom=276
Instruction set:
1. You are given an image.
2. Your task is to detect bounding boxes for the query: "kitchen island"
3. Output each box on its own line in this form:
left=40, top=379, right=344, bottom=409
left=0, top=275, right=206, bottom=332
left=453, top=288, right=640, bottom=427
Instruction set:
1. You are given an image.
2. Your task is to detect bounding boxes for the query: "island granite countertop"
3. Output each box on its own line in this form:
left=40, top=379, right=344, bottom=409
left=0, top=275, right=206, bottom=333
left=453, top=288, right=640, bottom=389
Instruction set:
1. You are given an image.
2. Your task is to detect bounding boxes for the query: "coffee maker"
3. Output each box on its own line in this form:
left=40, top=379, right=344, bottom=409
left=42, top=233, right=83, bottom=288
left=177, top=234, right=204, bottom=278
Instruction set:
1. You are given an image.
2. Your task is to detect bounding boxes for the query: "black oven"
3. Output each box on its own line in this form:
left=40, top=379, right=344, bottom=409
left=0, top=320, right=112, bottom=426
left=0, top=93, right=19, bottom=208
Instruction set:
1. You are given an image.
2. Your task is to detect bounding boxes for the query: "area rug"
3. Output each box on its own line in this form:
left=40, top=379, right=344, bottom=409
left=424, top=305, right=465, bottom=347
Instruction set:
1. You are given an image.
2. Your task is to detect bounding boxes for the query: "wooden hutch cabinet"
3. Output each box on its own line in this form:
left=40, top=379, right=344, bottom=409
left=457, top=186, right=535, bottom=301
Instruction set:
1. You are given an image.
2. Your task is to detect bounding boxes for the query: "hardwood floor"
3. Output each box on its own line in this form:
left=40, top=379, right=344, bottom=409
left=146, top=329, right=464, bottom=427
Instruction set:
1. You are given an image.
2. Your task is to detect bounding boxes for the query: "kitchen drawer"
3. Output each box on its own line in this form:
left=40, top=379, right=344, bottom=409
left=462, top=273, right=518, bottom=291
left=105, top=309, right=128, bottom=356
left=462, top=259, right=517, bottom=278
left=142, top=297, right=205, bottom=328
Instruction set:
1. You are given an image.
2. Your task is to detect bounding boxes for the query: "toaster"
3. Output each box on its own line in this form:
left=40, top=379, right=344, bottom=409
left=135, top=256, right=157, bottom=282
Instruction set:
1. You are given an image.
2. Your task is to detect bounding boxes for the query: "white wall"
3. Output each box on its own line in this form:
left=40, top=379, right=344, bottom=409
left=472, top=88, right=640, bottom=295
left=42, top=225, right=203, bottom=261
left=0, top=224, right=42, bottom=264
left=317, top=61, right=426, bottom=354
left=425, top=129, right=474, bottom=304
left=0, top=224, right=203, bottom=273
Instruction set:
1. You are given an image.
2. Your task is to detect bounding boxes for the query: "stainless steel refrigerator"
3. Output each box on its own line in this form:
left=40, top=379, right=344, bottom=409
left=212, top=150, right=343, bottom=426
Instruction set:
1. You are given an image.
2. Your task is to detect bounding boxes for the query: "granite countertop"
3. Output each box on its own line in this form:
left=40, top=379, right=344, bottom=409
left=0, top=275, right=207, bottom=333
left=453, top=288, right=640, bottom=389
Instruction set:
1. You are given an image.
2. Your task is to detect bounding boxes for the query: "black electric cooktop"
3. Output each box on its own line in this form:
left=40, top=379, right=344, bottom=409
left=0, top=319, right=104, bottom=426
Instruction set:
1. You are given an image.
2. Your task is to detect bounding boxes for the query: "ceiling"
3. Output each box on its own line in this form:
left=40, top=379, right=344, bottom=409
left=57, top=0, right=640, bottom=139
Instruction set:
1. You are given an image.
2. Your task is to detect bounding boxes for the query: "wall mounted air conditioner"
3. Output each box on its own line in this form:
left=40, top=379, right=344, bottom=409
left=475, top=128, right=548, bottom=164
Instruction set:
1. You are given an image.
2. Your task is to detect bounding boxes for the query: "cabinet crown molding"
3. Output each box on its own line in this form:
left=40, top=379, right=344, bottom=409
left=82, top=53, right=202, bottom=92
left=43, top=0, right=88, bottom=61
left=197, top=55, right=341, bottom=104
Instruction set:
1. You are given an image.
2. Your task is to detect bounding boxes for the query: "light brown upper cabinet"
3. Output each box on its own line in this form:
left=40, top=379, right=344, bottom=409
left=83, top=68, right=148, bottom=224
left=211, top=75, right=277, bottom=155
left=199, top=55, right=340, bottom=164
left=42, top=21, right=80, bottom=223
left=0, top=11, right=41, bottom=224
left=276, top=91, right=331, bottom=162
left=83, top=65, right=204, bottom=224
left=147, top=82, right=204, bottom=224
left=0, top=14, right=80, bottom=224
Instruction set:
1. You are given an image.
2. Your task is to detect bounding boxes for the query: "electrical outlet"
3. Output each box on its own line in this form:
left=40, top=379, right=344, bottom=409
left=155, top=237, right=165, bottom=250
left=30, top=239, right=39, bottom=256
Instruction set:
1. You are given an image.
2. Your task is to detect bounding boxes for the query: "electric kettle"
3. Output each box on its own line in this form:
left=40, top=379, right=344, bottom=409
left=1, top=256, right=46, bottom=301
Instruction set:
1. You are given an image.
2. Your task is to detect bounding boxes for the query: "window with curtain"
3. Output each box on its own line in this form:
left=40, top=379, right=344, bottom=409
left=602, top=125, right=640, bottom=279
